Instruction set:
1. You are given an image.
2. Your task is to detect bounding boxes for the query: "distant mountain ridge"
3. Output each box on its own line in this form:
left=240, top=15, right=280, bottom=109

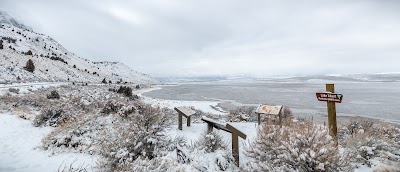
left=0, top=11, right=158, bottom=84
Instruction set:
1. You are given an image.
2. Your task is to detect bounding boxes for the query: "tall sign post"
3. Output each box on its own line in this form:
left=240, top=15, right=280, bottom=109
left=316, top=84, right=343, bottom=145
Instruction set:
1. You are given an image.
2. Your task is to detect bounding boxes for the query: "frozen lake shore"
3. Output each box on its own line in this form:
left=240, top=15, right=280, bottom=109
left=143, top=81, right=400, bottom=125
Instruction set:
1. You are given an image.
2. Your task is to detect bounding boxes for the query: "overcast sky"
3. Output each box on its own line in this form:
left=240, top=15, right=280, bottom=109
left=1, top=0, right=400, bottom=78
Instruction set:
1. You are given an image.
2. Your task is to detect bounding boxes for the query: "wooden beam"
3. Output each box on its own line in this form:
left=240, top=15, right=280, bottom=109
left=226, top=123, right=247, bottom=139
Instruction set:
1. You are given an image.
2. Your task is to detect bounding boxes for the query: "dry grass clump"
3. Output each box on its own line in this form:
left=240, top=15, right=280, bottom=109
left=245, top=119, right=350, bottom=171
left=57, top=160, right=88, bottom=172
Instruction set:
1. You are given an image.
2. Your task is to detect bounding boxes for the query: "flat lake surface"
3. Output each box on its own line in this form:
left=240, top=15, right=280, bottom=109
left=144, top=81, right=400, bottom=124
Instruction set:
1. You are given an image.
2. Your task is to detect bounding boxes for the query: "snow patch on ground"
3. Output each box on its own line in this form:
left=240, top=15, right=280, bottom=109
left=0, top=113, right=97, bottom=172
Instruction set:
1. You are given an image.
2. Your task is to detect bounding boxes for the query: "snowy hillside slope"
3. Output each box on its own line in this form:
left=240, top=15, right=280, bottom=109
left=0, top=11, right=158, bottom=84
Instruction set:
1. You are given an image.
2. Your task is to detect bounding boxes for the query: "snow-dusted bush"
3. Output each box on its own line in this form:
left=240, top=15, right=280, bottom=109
left=189, top=130, right=235, bottom=171
left=339, top=118, right=375, bottom=138
left=194, top=131, right=228, bottom=153
left=98, top=104, right=173, bottom=171
left=117, top=105, right=137, bottom=118
left=281, top=106, right=293, bottom=119
left=245, top=119, right=350, bottom=171
left=342, top=122, right=400, bottom=167
left=228, top=106, right=256, bottom=122
left=117, top=86, right=132, bottom=97
left=101, top=101, right=122, bottom=114
left=8, top=88, right=19, bottom=94
left=33, top=108, right=72, bottom=127
left=47, top=90, right=60, bottom=99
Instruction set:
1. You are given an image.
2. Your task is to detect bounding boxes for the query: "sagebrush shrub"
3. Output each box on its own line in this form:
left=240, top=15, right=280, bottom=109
left=228, top=106, right=256, bottom=122
left=245, top=119, right=349, bottom=171
left=47, top=90, right=60, bottom=99
left=342, top=122, right=400, bottom=167
left=117, top=86, right=133, bottom=97
left=33, top=108, right=71, bottom=127
left=9, top=88, right=20, bottom=94
left=101, top=101, right=122, bottom=114
left=194, top=131, right=228, bottom=153
left=98, top=104, right=172, bottom=171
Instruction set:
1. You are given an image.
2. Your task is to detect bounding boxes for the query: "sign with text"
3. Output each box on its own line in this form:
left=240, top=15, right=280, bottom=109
left=316, top=92, right=343, bottom=103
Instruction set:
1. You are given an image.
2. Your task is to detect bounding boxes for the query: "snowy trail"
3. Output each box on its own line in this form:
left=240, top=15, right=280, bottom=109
left=0, top=82, right=64, bottom=89
left=0, top=113, right=97, bottom=172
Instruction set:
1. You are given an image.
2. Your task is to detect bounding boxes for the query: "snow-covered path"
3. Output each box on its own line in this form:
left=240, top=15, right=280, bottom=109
left=0, top=113, right=97, bottom=172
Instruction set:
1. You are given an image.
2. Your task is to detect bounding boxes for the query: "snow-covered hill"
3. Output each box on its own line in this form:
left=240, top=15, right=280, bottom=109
left=0, top=11, right=158, bottom=84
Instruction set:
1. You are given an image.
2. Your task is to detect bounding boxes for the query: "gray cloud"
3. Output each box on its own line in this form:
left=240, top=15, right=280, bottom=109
left=1, top=0, right=400, bottom=77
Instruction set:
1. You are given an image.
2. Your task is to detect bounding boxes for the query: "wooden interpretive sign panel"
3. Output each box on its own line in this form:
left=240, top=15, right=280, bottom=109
left=256, top=104, right=283, bottom=115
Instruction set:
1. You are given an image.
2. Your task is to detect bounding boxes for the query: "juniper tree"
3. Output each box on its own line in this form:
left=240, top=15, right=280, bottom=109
left=24, top=59, right=35, bottom=73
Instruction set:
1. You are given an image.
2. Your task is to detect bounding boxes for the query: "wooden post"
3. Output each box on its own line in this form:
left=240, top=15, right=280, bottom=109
left=178, top=113, right=183, bottom=130
left=257, top=113, right=261, bottom=125
left=187, top=116, right=191, bottom=127
left=226, top=124, right=246, bottom=167
left=232, top=134, right=239, bottom=166
left=326, top=84, right=338, bottom=144
left=207, top=123, right=213, bottom=133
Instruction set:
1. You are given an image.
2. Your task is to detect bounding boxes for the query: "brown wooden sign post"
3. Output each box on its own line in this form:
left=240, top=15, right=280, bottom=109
left=316, top=84, right=343, bottom=145
left=174, top=107, right=196, bottom=130
left=201, top=117, right=247, bottom=167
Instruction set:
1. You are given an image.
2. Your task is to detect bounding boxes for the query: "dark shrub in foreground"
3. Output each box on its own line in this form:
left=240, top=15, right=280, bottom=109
left=47, top=90, right=60, bottom=99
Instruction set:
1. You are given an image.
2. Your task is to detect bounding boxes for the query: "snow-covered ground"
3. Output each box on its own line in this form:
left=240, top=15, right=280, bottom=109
left=0, top=82, right=65, bottom=96
left=166, top=122, right=258, bottom=166
left=139, top=86, right=227, bottom=115
left=0, top=113, right=97, bottom=172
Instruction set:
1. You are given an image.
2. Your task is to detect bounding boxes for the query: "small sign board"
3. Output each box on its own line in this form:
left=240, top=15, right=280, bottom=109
left=316, top=92, right=343, bottom=103
left=256, top=104, right=283, bottom=115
